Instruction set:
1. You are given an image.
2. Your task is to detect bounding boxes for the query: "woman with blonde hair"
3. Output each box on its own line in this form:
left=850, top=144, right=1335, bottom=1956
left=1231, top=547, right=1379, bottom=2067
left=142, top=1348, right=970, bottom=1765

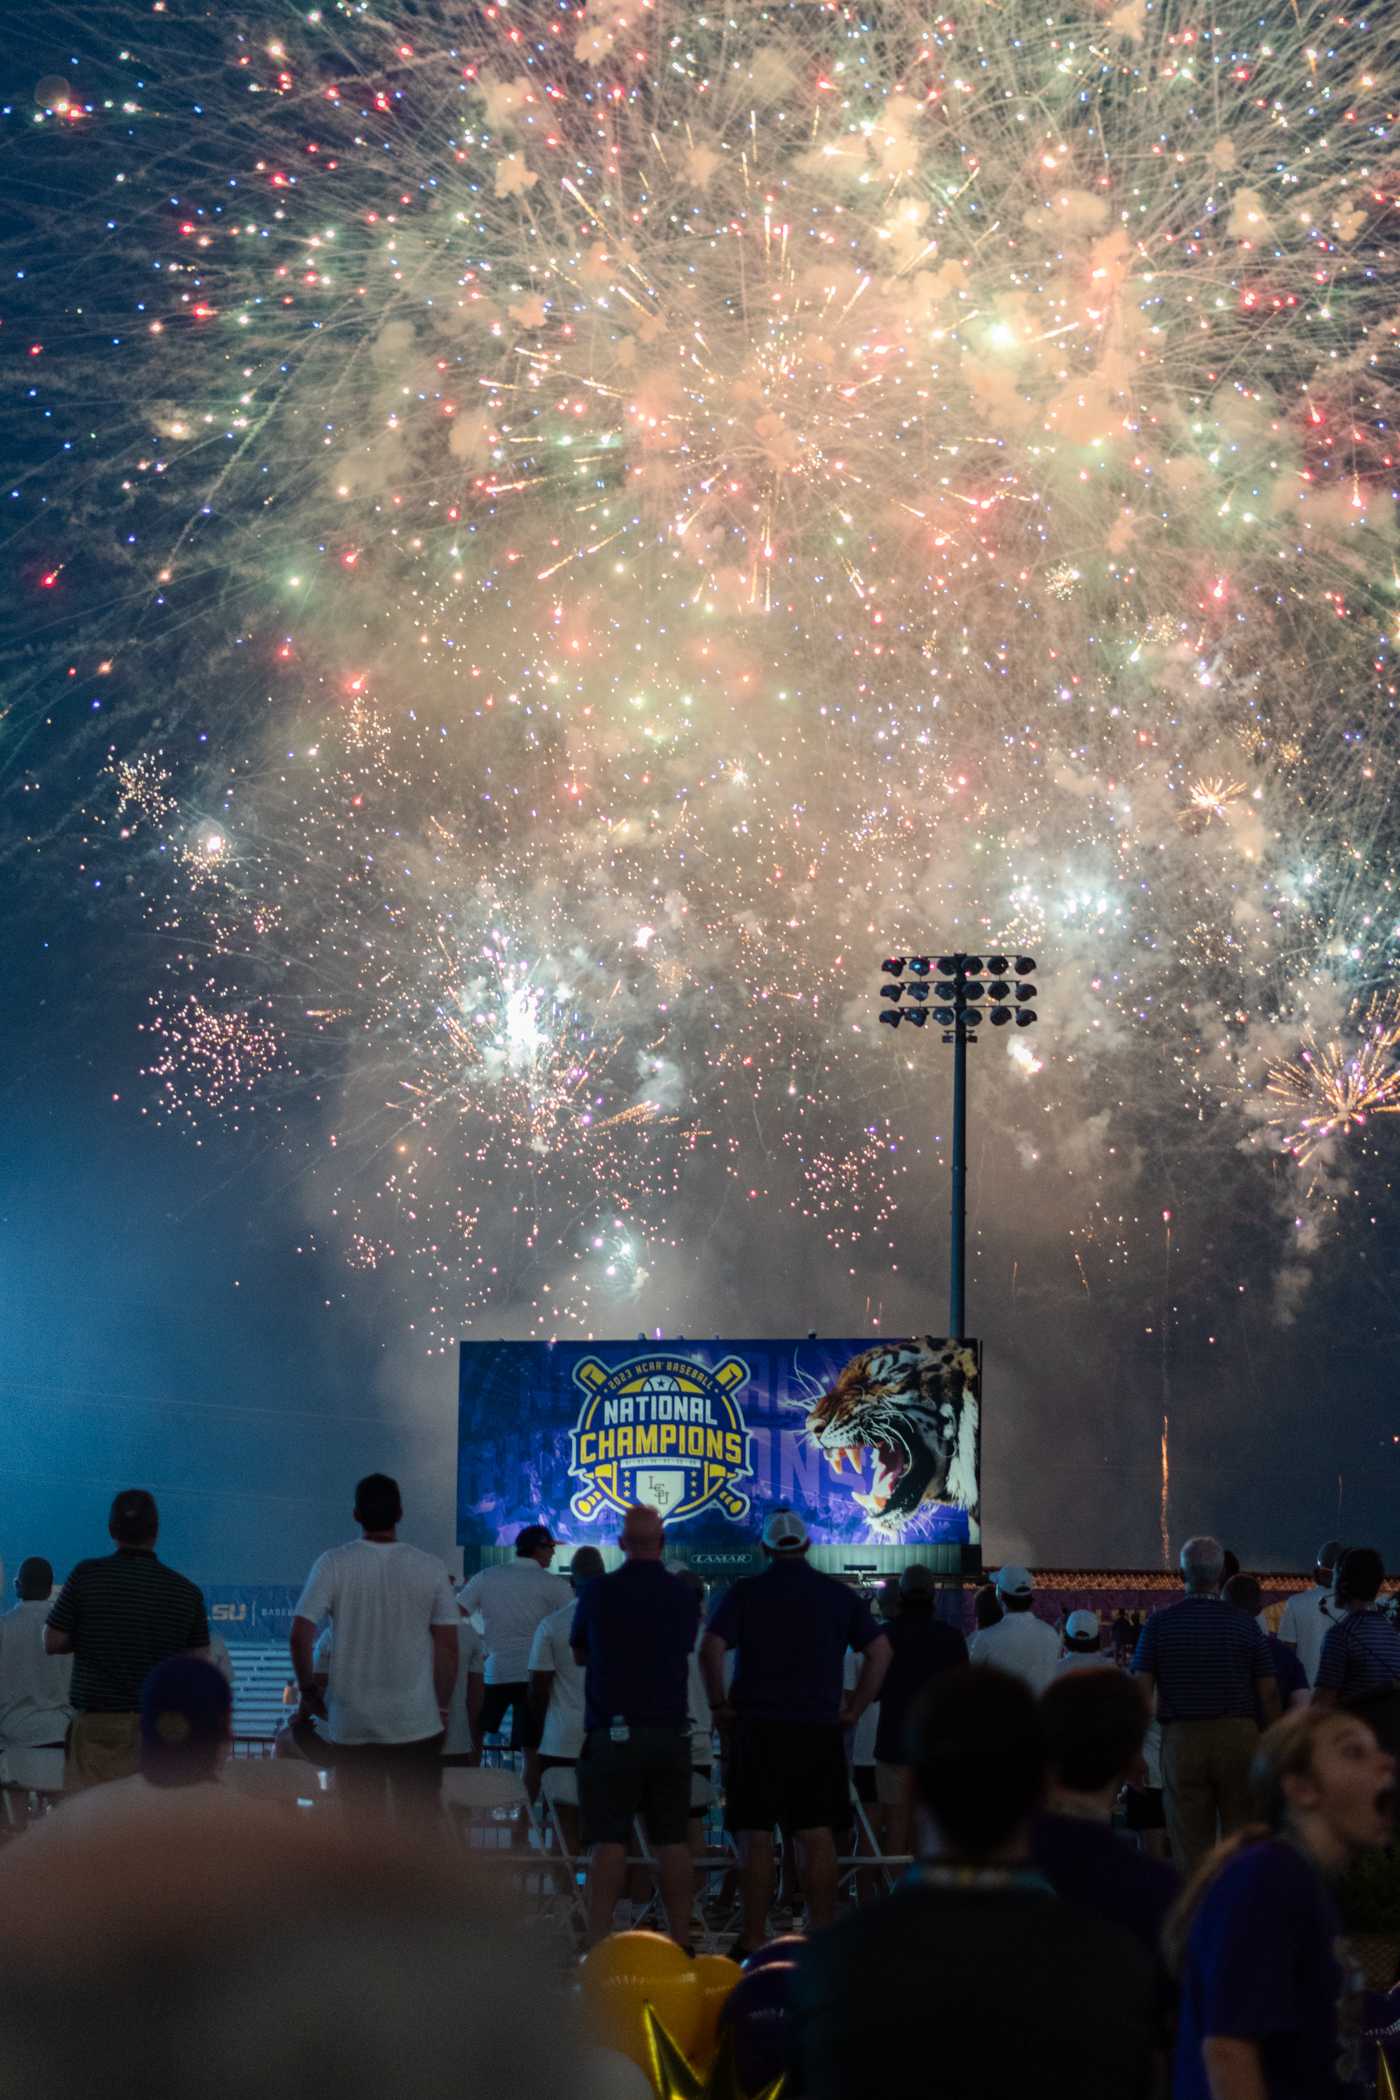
left=1167, top=1705, right=1394, bottom=2100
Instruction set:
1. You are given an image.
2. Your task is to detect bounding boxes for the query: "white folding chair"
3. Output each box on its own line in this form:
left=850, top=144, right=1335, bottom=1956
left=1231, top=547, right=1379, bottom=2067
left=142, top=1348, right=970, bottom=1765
left=839, top=1786, right=911, bottom=1899
left=221, top=1758, right=326, bottom=1809
left=539, top=1759, right=580, bottom=1821
left=441, top=1763, right=529, bottom=1849
left=1, top=1748, right=65, bottom=1792
left=0, top=1747, right=64, bottom=1827
left=538, top=1765, right=589, bottom=1938
left=629, top=1773, right=734, bottom=1951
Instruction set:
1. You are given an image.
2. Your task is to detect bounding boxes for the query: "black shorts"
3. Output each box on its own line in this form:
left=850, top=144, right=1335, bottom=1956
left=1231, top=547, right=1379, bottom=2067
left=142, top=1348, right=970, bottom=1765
left=724, top=1717, right=850, bottom=1835
left=851, top=1764, right=877, bottom=1805
left=477, top=1681, right=542, bottom=1753
left=577, top=1725, right=692, bottom=1848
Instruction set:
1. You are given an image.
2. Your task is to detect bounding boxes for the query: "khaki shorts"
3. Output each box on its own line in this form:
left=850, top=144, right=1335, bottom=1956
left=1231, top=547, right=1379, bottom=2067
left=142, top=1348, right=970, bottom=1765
left=66, top=1712, right=141, bottom=1792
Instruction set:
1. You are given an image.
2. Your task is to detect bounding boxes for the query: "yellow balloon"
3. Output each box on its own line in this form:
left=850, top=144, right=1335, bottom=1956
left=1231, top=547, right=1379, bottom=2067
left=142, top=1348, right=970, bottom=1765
left=690, top=1954, right=743, bottom=2068
left=580, top=1931, right=704, bottom=2071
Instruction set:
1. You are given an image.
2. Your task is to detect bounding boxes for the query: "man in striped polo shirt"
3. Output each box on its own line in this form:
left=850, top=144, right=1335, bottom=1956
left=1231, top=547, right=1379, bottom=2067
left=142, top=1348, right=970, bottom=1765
left=1132, top=1534, right=1279, bottom=1871
left=1312, top=1545, right=1400, bottom=1754
left=45, top=1490, right=210, bottom=1791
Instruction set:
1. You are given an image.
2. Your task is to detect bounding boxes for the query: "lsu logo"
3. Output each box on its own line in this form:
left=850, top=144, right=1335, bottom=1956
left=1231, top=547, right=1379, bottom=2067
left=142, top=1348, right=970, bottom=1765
left=569, top=1352, right=754, bottom=1526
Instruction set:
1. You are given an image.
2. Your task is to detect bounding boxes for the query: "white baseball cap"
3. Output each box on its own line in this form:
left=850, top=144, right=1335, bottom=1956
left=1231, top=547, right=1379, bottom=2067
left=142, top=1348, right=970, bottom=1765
left=994, top=1564, right=1034, bottom=1599
left=762, top=1508, right=809, bottom=1552
left=1065, top=1609, right=1099, bottom=1641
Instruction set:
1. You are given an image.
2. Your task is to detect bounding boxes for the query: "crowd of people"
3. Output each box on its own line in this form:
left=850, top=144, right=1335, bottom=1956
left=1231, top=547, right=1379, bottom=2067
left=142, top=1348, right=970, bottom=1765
left=0, top=1487, right=1397, bottom=2097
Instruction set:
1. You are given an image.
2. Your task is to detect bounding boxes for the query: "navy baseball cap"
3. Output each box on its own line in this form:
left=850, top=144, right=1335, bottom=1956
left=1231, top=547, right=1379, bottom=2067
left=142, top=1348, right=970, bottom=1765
left=140, top=1657, right=231, bottom=1783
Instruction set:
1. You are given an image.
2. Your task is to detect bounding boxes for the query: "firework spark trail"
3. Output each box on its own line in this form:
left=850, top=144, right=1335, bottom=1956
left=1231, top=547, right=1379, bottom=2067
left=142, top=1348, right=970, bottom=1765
left=3, top=0, right=1397, bottom=1345
left=1160, top=1207, right=1173, bottom=1570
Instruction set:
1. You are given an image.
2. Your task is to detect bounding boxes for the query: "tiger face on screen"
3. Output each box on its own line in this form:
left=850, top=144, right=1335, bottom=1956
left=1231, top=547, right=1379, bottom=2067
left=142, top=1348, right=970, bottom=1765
left=804, top=1338, right=979, bottom=1540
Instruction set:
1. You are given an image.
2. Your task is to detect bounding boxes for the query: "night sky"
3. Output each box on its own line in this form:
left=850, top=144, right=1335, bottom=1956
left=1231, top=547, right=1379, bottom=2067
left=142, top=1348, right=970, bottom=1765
left=4, top=1, right=1398, bottom=1587
left=4, top=917, right=1393, bottom=1584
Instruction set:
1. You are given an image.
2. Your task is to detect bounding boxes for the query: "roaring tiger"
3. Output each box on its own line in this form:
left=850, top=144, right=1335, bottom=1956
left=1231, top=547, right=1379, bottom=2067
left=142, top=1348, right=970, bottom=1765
left=804, top=1338, right=980, bottom=1540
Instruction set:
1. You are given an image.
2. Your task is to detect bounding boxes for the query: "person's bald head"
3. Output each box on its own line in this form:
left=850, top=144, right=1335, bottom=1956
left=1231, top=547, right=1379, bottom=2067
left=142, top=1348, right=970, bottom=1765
left=619, top=1505, right=664, bottom=1560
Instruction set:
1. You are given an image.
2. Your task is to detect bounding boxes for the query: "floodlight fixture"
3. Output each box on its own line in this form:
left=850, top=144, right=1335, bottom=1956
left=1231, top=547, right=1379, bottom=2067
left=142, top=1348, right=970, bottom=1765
left=875, top=946, right=1046, bottom=1338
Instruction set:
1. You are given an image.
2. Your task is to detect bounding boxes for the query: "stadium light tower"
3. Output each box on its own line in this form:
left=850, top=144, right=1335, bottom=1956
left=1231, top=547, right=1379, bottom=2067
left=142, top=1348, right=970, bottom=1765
left=878, top=954, right=1038, bottom=1338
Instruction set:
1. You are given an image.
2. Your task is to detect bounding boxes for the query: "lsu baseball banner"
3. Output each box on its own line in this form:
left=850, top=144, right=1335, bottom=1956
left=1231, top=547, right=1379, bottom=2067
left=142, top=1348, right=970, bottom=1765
left=458, top=1336, right=980, bottom=1549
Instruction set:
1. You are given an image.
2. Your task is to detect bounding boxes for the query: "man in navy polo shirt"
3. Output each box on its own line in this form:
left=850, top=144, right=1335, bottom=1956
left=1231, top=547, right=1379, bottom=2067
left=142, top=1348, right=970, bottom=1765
left=1312, top=1545, right=1400, bottom=1754
left=570, top=1504, right=700, bottom=1946
left=1133, top=1534, right=1279, bottom=1871
left=702, top=1508, right=890, bottom=1954
left=1224, top=1572, right=1309, bottom=1721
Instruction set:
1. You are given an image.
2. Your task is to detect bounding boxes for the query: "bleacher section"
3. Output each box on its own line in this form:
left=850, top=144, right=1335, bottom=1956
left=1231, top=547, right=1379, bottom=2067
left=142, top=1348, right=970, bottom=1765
left=228, top=1642, right=292, bottom=1740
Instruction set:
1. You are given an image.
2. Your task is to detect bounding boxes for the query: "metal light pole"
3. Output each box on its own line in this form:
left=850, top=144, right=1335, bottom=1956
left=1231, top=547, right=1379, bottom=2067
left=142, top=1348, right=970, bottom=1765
left=949, top=1006, right=968, bottom=1340
left=879, top=953, right=1038, bottom=1338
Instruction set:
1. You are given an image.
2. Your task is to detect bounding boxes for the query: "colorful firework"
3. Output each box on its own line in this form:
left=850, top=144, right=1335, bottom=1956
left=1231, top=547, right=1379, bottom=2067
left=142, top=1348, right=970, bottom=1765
left=3, top=0, right=1397, bottom=1347
left=1267, top=992, right=1400, bottom=1166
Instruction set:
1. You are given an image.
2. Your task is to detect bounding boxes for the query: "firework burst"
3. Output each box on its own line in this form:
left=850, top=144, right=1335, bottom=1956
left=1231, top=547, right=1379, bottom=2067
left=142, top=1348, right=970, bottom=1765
left=1267, top=992, right=1400, bottom=1166
left=3, top=0, right=1397, bottom=1342
left=1179, top=777, right=1248, bottom=832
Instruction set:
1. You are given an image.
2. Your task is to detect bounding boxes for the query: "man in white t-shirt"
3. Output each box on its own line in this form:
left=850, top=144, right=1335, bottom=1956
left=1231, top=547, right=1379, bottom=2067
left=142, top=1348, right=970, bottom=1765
left=1276, top=1539, right=1343, bottom=1685
left=442, top=1614, right=487, bottom=1765
left=290, top=1473, right=458, bottom=1827
left=527, top=1547, right=605, bottom=1847
left=0, top=1559, right=73, bottom=1749
left=460, top=1524, right=571, bottom=1806
left=968, top=1566, right=1059, bottom=1694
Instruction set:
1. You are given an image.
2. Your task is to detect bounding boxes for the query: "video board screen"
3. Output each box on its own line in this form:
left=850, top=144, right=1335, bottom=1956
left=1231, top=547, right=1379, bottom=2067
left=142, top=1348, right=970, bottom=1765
left=458, top=1335, right=980, bottom=1550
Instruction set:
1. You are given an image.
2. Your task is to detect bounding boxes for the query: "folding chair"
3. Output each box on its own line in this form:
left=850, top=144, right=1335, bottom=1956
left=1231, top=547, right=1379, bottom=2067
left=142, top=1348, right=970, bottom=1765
left=538, top=1765, right=589, bottom=1939
left=0, top=1747, right=64, bottom=1828
left=839, top=1786, right=911, bottom=1902
left=221, top=1758, right=326, bottom=1809
left=440, top=1763, right=530, bottom=1850
left=630, top=1773, right=735, bottom=1951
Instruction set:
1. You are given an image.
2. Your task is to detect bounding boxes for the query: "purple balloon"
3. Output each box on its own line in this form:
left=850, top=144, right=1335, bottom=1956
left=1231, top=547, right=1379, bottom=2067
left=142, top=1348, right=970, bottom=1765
left=741, top=1933, right=806, bottom=1972
left=717, top=1960, right=797, bottom=2094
